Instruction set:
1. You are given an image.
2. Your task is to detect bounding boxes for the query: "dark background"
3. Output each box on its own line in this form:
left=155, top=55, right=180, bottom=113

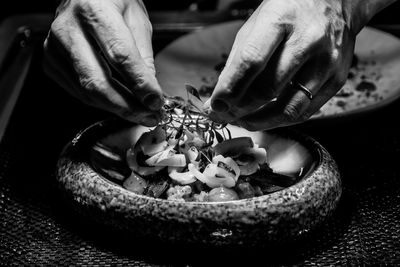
left=1, top=0, right=400, bottom=24
left=1, top=0, right=400, bottom=266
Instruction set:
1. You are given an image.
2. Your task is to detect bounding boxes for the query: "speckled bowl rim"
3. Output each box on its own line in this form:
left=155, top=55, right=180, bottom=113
left=56, top=119, right=341, bottom=239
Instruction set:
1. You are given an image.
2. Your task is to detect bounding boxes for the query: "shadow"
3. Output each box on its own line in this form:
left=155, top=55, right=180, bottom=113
left=44, top=181, right=355, bottom=266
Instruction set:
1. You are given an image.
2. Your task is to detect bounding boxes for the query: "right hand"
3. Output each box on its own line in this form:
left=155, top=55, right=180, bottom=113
left=43, top=0, right=163, bottom=126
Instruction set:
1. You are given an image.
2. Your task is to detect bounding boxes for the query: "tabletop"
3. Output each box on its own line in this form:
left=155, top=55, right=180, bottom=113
left=0, top=15, right=399, bottom=266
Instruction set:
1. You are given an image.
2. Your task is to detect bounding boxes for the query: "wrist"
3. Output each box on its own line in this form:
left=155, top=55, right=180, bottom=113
left=342, top=0, right=397, bottom=34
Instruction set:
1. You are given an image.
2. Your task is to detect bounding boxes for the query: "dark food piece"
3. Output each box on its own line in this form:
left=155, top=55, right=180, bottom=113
left=249, top=165, right=297, bottom=188
left=356, top=81, right=377, bottom=95
left=252, top=185, right=264, bottom=197
left=191, top=180, right=208, bottom=194
left=347, top=70, right=355, bottom=80
left=135, top=151, right=151, bottom=167
left=143, top=175, right=170, bottom=198
left=261, top=185, right=286, bottom=194
left=336, top=89, right=354, bottom=97
left=90, top=142, right=131, bottom=182
left=235, top=182, right=256, bottom=199
left=336, top=100, right=347, bottom=108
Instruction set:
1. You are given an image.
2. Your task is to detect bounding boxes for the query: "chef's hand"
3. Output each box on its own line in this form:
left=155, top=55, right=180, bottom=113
left=206, top=0, right=396, bottom=131
left=43, top=0, right=163, bottom=126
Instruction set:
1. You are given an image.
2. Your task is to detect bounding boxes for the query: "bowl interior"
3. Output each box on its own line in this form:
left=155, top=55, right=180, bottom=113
left=95, top=123, right=318, bottom=190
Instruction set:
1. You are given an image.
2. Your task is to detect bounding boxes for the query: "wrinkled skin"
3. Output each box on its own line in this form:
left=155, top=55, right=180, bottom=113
left=43, top=0, right=396, bottom=130
left=43, top=0, right=163, bottom=126
left=205, top=0, right=396, bottom=130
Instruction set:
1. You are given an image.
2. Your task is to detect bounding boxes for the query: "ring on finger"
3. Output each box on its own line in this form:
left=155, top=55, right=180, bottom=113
left=290, top=81, right=313, bottom=100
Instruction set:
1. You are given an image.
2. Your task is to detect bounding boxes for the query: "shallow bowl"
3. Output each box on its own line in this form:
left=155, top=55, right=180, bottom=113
left=56, top=119, right=341, bottom=246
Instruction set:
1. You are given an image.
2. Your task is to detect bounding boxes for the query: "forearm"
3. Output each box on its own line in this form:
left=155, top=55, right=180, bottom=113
left=343, top=0, right=398, bottom=34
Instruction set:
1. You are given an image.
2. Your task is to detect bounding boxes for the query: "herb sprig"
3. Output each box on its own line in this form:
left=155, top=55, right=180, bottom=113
left=160, top=84, right=231, bottom=146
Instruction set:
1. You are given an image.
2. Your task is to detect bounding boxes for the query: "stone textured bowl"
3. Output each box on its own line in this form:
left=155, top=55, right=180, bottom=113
left=56, top=119, right=341, bottom=247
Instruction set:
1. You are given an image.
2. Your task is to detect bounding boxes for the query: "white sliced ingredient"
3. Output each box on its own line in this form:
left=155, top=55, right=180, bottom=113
left=126, top=148, right=163, bottom=176
left=212, top=155, right=240, bottom=181
left=168, top=167, right=196, bottom=185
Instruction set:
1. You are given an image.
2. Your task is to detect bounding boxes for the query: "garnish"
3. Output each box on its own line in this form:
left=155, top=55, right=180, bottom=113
left=121, top=85, right=299, bottom=202
left=160, top=84, right=230, bottom=146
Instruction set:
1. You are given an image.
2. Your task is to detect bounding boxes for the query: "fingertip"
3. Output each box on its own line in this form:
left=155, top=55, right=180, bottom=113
left=211, top=98, right=230, bottom=113
left=135, top=73, right=164, bottom=111
left=143, top=92, right=163, bottom=111
left=206, top=110, right=226, bottom=124
left=139, top=114, right=160, bottom=127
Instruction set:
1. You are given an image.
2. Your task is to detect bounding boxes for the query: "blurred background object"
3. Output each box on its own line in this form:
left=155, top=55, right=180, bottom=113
left=1, top=0, right=400, bottom=24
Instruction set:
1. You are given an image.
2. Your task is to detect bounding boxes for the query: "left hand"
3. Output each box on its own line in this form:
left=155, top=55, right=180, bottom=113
left=205, top=0, right=357, bottom=130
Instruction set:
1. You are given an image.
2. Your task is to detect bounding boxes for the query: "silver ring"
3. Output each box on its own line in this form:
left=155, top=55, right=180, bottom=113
left=294, top=82, right=313, bottom=100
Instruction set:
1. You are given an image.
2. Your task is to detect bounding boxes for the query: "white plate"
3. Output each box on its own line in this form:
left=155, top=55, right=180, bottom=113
left=155, top=20, right=400, bottom=119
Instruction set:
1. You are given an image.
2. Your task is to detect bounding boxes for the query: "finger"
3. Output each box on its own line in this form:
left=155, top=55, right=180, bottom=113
left=207, top=36, right=311, bottom=123
left=202, top=7, right=259, bottom=117
left=238, top=35, right=313, bottom=110
left=236, top=60, right=332, bottom=131
left=209, top=8, right=285, bottom=114
left=123, top=0, right=155, bottom=74
left=50, top=22, right=159, bottom=126
left=223, top=7, right=260, bottom=70
left=76, top=2, right=163, bottom=111
left=303, top=44, right=355, bottom=117
left=202, top=10, right=259, bottom=116
left=303, top=76, right=347, bottom=118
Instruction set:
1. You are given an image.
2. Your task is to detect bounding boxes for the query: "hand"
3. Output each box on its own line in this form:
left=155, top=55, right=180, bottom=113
left=205, top=0, right=395, bottom=131
left=43, top=0, right=163, bottom=126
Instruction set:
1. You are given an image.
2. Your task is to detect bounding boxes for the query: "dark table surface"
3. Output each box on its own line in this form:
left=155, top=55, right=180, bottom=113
left=0, top=14, right=400, bottom=266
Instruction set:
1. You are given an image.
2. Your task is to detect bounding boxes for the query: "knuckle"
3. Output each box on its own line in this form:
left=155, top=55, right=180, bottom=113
left=239, top=43, right=265, bottom=71
left=75, top=0, right=102, bottom=23
left=80, top=77, right=107, bottom=93
left=50, top=14, right=76, bottom=40
left=142, top=56, right=156, bottom=74
left=143, top=17, right=153, bottom=35
left=329, top=49, right=340, bottom=63
left=106, top=40, right=132, bottom=67
left=50, top=19, right=65, bottom=36
left=132, top=71, right=149, bottom=89
left=282, top=103, right=302, bottom=122
left=306, top=26, right=326, bottom=45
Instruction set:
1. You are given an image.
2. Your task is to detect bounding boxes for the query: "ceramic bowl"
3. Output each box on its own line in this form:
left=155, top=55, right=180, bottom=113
left=56, top=119, right=341, bottom=246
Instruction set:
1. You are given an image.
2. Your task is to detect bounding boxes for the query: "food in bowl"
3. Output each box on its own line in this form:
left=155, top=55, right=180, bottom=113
left=92, top=86, right=311, bottom=202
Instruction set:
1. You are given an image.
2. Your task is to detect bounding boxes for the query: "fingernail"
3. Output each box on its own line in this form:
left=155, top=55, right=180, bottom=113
left=212, top=99, right=230, bottom=112
left=208, top=112, right=225, bottom=124
left=140, top=115, right=159, bottom=127
left=143, top=93, right=163, bottom=111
